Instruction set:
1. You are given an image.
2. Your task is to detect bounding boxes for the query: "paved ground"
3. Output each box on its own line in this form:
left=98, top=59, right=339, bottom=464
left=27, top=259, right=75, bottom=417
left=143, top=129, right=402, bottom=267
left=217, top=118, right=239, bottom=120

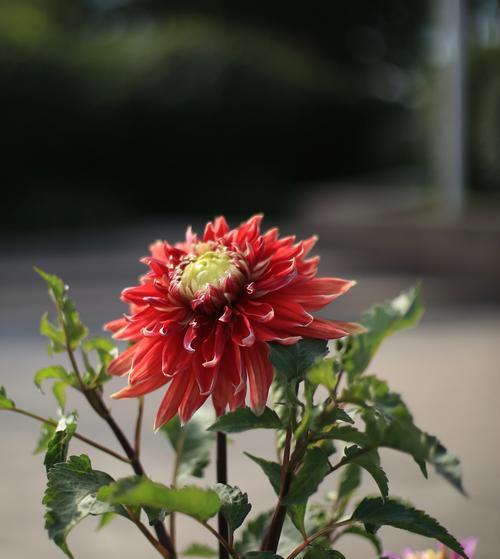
left=1, top=220, right=499, bottom=558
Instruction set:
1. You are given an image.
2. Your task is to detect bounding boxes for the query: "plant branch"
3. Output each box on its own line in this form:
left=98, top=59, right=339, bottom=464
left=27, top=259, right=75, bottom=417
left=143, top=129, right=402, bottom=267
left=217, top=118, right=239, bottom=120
left=329, top=447, right=373, bottom=473
left=285, top=520, right=352, bottom=559
left=217, top=432, right=229, bottom=559
left=126, top=506, right=171, bottom=559
left=197, top=520, right=239, bottom=559
left=260, top=419, right=294, bottom=551
left=5, top=406, right=130, bottom=463
left=134, top=397, right=144, bottom=458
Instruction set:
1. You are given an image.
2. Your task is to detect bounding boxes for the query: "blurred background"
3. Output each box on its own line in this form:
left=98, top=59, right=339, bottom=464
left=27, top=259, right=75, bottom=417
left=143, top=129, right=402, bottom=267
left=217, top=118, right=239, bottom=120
left=1, top=0, right=499, bottom=558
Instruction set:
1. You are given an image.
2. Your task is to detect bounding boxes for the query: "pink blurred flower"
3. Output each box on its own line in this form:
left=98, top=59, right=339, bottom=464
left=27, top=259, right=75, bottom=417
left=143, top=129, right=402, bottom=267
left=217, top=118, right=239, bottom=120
left=385, top=538, right=477, bottom=559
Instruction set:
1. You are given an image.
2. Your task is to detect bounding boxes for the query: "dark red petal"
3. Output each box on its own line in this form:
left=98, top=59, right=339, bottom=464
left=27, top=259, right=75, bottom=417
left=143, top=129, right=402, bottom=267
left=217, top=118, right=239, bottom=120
left=179, top=376, right=208, bottom=424
left=253, top=258, right=298, bottom=294
left=236, top=300, right=274, bottom=323
left=202, top=323, right=227, bottom=367
left=241, top=342, right=273, bottom=415
left=154, top=372, right=191, bottom=430
left=111, top=372, right=167, bottom=399
left=231, top=313, right=255, bottom=347
left=292, top=317, right=364, bottom=339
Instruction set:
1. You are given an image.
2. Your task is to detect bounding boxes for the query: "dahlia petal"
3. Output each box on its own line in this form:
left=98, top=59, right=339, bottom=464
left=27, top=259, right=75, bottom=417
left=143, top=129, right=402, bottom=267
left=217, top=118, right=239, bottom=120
left=202, top=323, right=227, bottom=367
left=129, top=341, right=163, bottom=384
left=104, top=316, right=128, bottom=334
left=233, top=214, right=263, bottom=247
left=293, top=317, right=365, bottom=339
left=121, top=283, right=159, bottom=305
left=111, top=373, right=167, bottom=399
left=195, top=359, right=218, bottom=395
left=162, top=330, right=191, bottom=376
left=265, top=301, right=313, bottom=328
left=229, top=386, right=246, bottom=411
left=253, top=258, right=298, bottom=294
left=231, top=314, right=255, bottom=347
left=301, top=235, right=318, bottom=256
left=236, top=300, right=274, bottom=323
left=183, top=322, right=199, bottom=352
left=241, top=342, right=273, bottom=415
left=108, top=343, right=138, bottom=376
left=154, top=372, right=190, bottom=430
left=178, top=376, right=208, bottom=424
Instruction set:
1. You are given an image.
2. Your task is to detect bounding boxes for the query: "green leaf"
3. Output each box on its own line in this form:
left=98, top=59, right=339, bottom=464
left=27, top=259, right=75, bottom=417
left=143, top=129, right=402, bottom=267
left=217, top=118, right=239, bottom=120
left=336, top=463, right=361, bottom=514
left=34, top=366, right=78, bottom=409
left=317, top=426, right=369, bottom=447
left=208, top=407, right=282, bottom=433
left=304, top=548, right=345, bottom=559
left=98, top=478, right=221, bottom=522
left=53, top=381, right=68, bottom=409
left=35, top=267, right=66, bottom=302
left=36, top=268, right=88, bottom=352
left=40, top=313, right=66, bottom=353
left=344, top=286, right=423, bottom=380
left=0, top=386, right=15, bottom=409
left=343, top=446, right=388, bottom=501
left=44, top=414, right=78, bottom=473
left=270, top=339, right=328, bottom=383
left=162, top=409, right=215, bottom=481
left=182, top=543, right=218, bottom=557
left=344, top=376, right=465, bottom=494
left=306, top=359, right=338, bottom=391
left=287, top=502, right=307, bottom=537
left=284, top=448, right=331, bottom=505
left=83, top=337, right=117, bottom=367
left=235, top=511, right=272, bottom=554
left=244, top=553, right=283, bottom=559
left=244, top=453, right=281, bottom=494
left=61, top=298, right=88, bottom=350
left=336, top=525, right=382, bottom=555
left=214, top=484, right=252, bottom=532
left=34, top=421, right=56, bottom=454
left=351, top=497, right=466, bottom=558
left=43, top=455, right=127, bottom=559
left=35, top=365, right=71, bottom=391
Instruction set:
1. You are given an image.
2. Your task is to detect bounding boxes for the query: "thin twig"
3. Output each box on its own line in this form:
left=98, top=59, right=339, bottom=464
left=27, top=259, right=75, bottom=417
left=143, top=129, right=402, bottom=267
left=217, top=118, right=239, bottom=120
left=134, top=397, right=144, bottom=459
left=260, top=419, right=294, bottom=551
left=286, top=520, right=352, bottom=559
left=198, top=520, right=239, bottom=559
left=5, top=407, right=130, bottom=463
left=126, top=506, right=170, bottom=559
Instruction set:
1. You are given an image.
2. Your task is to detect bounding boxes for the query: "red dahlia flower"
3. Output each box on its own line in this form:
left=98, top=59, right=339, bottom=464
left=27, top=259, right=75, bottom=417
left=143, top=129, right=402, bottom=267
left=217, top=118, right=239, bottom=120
left=105, top=215, right=361, bottom=429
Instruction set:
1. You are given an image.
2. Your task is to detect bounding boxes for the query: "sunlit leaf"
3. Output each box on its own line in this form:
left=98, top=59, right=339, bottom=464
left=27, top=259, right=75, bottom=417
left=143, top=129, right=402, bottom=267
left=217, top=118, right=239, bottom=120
left=43, top=455, right=127, bottom=559
left=98, top=478, right=220, bottom=522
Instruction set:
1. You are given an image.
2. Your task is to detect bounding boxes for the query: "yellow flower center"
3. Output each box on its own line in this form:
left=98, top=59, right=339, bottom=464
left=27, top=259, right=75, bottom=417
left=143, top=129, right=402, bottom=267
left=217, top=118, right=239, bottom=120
left=180, top=250, right=233, bottom=298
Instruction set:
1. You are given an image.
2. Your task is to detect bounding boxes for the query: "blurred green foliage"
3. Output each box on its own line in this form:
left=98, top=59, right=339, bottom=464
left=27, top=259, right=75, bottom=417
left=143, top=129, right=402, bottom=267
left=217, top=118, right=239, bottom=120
left=1, top=1, right=498, bottom=230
